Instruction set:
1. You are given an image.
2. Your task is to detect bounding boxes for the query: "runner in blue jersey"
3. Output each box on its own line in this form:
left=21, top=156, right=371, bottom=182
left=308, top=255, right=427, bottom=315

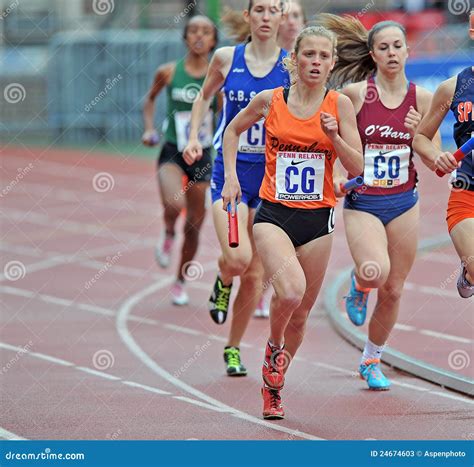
left=183, top=0, right=290, bottom=376
left=414, top=10, right=474, bottom=299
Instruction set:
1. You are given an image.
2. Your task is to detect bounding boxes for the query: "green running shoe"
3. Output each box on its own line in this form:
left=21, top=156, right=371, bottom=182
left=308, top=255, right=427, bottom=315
left=209, top=275, right=232, bottom=324
left=223, top=346, right=247, bottom=377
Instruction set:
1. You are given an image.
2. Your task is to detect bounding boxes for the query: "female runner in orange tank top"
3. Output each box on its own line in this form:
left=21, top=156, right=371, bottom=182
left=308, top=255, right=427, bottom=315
left=221, top=26, right=364, bottom=420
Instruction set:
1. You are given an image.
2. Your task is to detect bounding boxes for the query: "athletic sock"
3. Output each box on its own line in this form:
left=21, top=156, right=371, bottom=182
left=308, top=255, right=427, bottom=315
left=361, top=339, right=385, bottom=365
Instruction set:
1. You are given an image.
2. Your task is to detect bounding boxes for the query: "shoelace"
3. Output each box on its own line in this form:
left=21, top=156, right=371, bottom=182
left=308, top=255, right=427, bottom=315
left=226, top=349, right=241, bottom=367
left=268, top=388, right=281, bottom=410
left=355, top=290, right=369, bottom=310
left=216, top=286, right=231, bottom=311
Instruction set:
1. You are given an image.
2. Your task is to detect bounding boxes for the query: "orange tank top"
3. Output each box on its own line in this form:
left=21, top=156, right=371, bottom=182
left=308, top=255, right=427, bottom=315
left=259, top=86, right=340, bottom=209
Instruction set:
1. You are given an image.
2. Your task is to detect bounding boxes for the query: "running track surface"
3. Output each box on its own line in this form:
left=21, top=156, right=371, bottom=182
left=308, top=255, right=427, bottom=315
left=0, top=145, right=472, bottom=441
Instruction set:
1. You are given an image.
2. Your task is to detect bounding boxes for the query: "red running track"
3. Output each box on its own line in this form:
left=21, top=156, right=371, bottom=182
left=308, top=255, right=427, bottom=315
left=0, top=145, right=472, bottom=441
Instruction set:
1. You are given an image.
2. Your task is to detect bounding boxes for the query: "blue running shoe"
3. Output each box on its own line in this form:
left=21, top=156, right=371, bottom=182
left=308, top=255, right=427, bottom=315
left=359, top=359, right=391, bottom=390
left=345, top=270, right=370, bottom=326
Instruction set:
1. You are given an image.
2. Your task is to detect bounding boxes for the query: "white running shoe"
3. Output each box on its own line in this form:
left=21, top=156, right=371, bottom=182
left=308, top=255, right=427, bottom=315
left=171, top=280, right=189, bottom=306
left=457, top=263, right=474, bottom=299
left=155, top=231, right=174, bottom=268
left=254, top=296, right=270, bottom=318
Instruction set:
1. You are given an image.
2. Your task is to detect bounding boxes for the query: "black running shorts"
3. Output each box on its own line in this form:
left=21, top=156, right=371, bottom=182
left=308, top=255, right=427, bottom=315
left=254, top=200, right=335, bottom=247
left=158, top=142, right=212, bottom=183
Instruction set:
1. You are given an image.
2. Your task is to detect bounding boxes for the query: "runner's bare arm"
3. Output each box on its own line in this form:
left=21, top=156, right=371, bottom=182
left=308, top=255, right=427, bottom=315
left=324, top=94, right=364, bottom=175
left=413, top=78, right=457, bottom=173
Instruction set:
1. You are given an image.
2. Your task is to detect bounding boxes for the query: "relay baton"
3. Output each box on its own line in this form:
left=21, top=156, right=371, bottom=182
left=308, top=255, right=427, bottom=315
left=227, top=203, right=239, bottom=248
left=436, top=137, right=474, bottom=177
left=340, top=176, right=364, bottom=193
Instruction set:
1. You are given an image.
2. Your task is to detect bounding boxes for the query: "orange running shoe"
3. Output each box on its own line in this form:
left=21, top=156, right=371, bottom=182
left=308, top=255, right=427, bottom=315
left=262, top=385, right=284, bottom=420
left=262, top=341, right=289, bottom=389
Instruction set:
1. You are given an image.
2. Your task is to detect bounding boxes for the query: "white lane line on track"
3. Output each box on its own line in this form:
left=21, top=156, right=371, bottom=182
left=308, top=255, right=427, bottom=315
left=312, top=362, right=473, bottom=404
left=0, top=241, right=155, bottom=283
left=419, top=330, right=472, bottom=344
left=0, top=427, right=26, bottom=440
left=11, top=180, right=159, bottom=216
left=3, top=284, right=472, bottom=406
left=30, top=352, right=74, bottom=367
left=173, top=396, right=232, bottom=413
left=2, top=207, right=156, bottom=244
left=164, top=324, right=202, bottom=336
left=394, top=324, right=416, bottom=332
left=116, top=277, right=324, bottom=441
left=75, top=367, right=122, bottom=381
left=3, top=153, right=155, bottom=190
left=122, top=381, right=171, bottom=395
left=404, top=282, right=459, bottom=299
left=1, top=340, right=321, bottom=439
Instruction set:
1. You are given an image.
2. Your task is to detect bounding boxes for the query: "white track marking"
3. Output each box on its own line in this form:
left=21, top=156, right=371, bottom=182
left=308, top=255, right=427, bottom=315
left=0, top=243, right=43, bottom=257
left=2, top=207, right=155, bottom=244
left=419, top=329, right=472, bottom=344
left=164, top=324, right=202, bottom=336
left=116, top=278, right=324, bottom=440
left=30, top=352, right=74, bottom=367
left=121, top=381, right=171, bottom=395
left=3, top=153, right=155, bottom=189
left=1, top=341, right=320, bottom=438
left=394, top=324, right=416, bottom=332
left=404, top=282, right=459, bottom=299
left=311, top=362, right=473, bottom=405
left=0, top=241, right=154, bottom=283
left=10, top=180, right=158, bottom=215
left=2, top=283, right=472, bottom=406
left=76, top=367, right=122, bottom=381
left=0, top=427, right=26, bottom=440
left=173, top=396, right=232, bottom=413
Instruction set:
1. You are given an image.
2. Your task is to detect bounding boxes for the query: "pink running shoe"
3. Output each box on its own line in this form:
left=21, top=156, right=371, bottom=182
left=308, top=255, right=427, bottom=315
left=155, top=231, right=174, bottom=268
left=254, top=296, right=270, bottom=319
left=170, top=280, right=189, bottom=306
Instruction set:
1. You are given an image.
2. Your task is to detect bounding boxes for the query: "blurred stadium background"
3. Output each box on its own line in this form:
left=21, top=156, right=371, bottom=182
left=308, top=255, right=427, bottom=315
left=0, top=0, right=472, bottom=152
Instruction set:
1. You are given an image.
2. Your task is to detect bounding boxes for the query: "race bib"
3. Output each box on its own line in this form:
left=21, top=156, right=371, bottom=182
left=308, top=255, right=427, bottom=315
left=275, top=152, right=325, bottom=201
left=363, top=143, right=410, bottom=188
left=238, top=118, right=266, bottom=154
left=175, top=110, right=213, bottom=152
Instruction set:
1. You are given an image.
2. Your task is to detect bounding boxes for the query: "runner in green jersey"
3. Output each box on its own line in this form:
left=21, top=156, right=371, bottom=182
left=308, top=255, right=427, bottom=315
left=142, top=15, right=218, bottom=305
